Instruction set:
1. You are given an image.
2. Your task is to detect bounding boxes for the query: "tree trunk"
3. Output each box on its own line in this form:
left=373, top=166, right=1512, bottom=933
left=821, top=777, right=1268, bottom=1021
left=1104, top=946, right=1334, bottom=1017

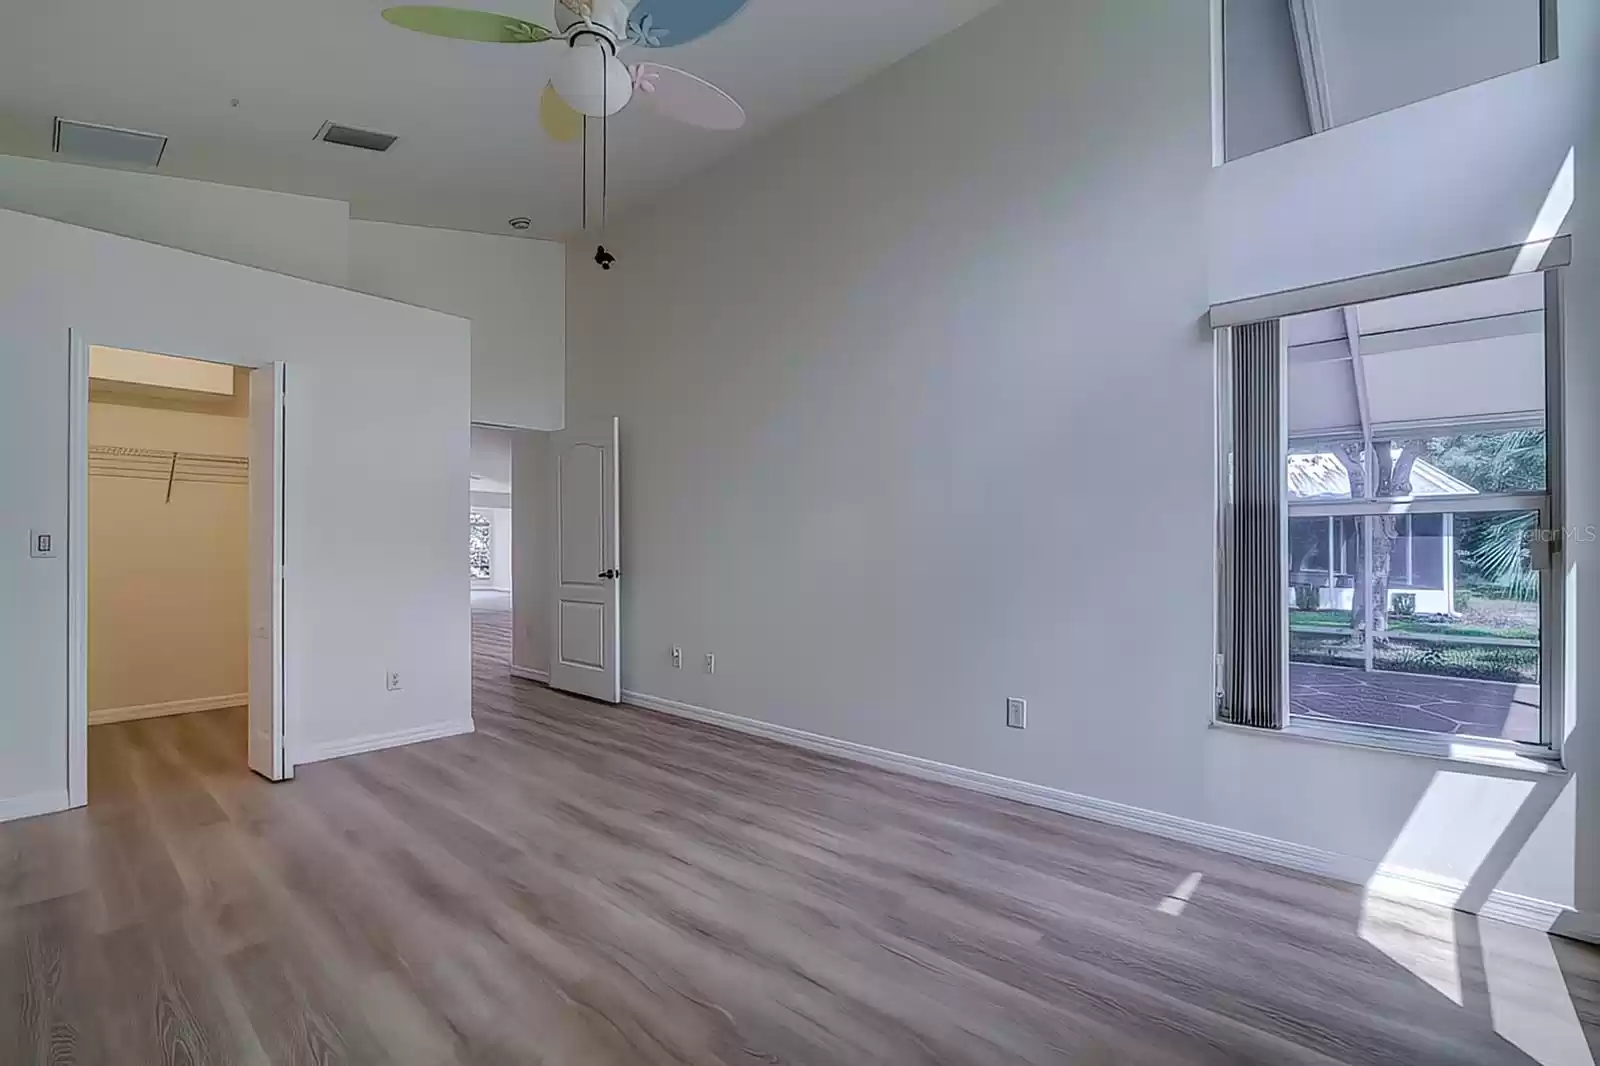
left=1329, top=439, right=1423, bottom=651
left=1371, top=516, right=1396, bottom=645
left=1369, top=441, right=1425, bottom=647
left=1333, top=443, right=1368, bottom=645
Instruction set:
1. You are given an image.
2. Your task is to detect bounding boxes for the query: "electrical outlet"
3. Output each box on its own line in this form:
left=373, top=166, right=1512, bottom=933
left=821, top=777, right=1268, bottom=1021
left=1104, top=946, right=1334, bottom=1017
left=1005, top=697, right=1026, bottom=730
left=671, top=646, right=683, bottom=669
left=704, top=653, right=716, bottom=675
left=386, top=670, right=403, bottom=692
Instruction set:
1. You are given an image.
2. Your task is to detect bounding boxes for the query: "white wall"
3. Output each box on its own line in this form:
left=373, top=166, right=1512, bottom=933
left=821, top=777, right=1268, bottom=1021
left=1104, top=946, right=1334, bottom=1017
left=0, top=206, right=473, bottom=819
left=349, top=221, right=566, bottom=430
left=470, top=425, right=515, bottom=487
left=490, top=508, right=514, bottom=593
left=512, top=430, right=553, bottom=676
left=565, top=0, right=1597, bottom=914
left=0, top=156, right=568, bottom=432
left=1208, top=56, right=1581, bottom=304
left=88, top=391, right=250, bottom=719
left=1222, top=0, right=1312, bottom=160
left=0, top=153, right=349, bottom=285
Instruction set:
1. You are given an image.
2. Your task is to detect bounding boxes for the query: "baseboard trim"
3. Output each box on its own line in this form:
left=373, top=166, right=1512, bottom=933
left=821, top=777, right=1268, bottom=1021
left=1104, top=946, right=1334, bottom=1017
left=90, top=693, right=249, bottom=726
left=510, top=665, right=549, bottom=684
left=622, top=689, right=1592, bottom=941
left=0, top=790, right=72, bottom=825
left=296, top=719, right=475, bottom=765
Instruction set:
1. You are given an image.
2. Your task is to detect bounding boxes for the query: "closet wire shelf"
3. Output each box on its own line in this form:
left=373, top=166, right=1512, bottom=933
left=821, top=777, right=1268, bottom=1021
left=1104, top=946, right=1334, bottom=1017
left=89, top=446, right=248, bottom=502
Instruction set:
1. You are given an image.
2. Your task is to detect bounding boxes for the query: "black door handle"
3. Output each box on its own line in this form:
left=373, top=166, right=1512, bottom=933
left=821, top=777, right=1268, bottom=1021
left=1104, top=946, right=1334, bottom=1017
left=599, top=569, right=621, bottom=580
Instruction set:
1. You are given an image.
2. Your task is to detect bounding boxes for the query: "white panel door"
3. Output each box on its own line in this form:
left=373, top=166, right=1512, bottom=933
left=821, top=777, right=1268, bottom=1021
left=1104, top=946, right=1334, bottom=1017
left=248, top=362, right=288, bottom=780
left=549, top=418, right=620, bottom=702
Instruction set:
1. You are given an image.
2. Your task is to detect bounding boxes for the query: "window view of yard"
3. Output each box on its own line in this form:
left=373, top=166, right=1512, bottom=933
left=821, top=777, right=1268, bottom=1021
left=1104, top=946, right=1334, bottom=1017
left=1286, top=430, right=1544, bottom=743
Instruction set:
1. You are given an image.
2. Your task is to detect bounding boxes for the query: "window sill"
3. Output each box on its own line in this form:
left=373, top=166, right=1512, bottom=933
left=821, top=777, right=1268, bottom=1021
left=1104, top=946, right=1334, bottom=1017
left=1209, top=719, right=1566, bottom=776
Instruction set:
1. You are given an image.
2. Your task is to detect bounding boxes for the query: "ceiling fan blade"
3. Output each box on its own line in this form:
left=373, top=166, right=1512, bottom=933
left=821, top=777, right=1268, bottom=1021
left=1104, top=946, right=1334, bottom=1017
left=631, top=63, right=745, bottom=130
left=624, top=0, right=749, bottom=48
left=540, top=83, right=585, bottom=143
left=382, top=6, right=554, bottom=43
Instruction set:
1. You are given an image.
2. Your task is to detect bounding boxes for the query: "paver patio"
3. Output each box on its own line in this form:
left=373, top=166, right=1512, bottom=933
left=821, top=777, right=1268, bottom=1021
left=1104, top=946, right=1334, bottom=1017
left=1289, top=661, right=1540, bottom=741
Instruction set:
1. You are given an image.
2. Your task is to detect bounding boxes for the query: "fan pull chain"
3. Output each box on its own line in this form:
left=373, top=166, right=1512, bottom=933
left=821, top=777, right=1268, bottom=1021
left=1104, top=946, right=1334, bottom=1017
left=594, top=38, right=614, bottom=269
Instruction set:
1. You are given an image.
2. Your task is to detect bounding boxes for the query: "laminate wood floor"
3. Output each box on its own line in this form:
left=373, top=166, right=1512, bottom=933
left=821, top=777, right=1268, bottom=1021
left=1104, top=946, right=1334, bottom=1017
left=4, top=605, right=1598, bottom=1065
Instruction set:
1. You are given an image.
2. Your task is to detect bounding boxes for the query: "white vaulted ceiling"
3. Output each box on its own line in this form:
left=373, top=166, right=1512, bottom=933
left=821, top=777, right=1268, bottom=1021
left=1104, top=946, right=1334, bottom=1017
left=1285, top=275, right=1546, bottom=442
left=0, top=0, right=1000, bottom=237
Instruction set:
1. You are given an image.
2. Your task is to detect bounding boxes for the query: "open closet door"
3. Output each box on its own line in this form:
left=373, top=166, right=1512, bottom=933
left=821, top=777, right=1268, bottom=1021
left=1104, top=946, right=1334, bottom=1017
left=248, top=362, right=288, bottom=780
left=548, top=417, right=621, bottom=703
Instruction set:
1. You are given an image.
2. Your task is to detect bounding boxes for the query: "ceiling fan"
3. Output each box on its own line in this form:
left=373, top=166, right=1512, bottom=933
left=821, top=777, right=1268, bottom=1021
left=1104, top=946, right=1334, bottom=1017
left=381, top=0, right=749, bottom=143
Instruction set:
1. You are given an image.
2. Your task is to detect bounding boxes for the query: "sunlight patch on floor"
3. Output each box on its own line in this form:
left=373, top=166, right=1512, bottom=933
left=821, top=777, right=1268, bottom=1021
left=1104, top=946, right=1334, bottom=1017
left=1358, top=893, right=1463, bottom=1004
left=1481, top=917, right=1595, bottom=1066
left=1157, top=872, right=1204, bottom=916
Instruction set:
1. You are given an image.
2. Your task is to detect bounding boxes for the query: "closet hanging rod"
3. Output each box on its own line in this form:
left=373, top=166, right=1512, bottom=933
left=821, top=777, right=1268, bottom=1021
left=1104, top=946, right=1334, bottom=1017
left=87, top=445, right=248, bottom=500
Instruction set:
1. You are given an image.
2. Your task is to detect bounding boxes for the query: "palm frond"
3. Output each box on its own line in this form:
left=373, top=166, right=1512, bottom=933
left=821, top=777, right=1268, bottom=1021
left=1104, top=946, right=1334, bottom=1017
left=1469, top=511, right=1539, bottom=602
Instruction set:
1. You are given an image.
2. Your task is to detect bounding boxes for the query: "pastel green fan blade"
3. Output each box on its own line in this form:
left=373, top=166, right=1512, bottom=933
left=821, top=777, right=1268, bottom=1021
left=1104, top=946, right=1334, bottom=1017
left=382, top=7, right=554, bottom=43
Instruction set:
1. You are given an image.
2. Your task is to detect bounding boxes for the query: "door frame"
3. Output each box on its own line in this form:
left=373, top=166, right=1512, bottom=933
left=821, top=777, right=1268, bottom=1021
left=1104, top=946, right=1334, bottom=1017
left=65, top=332, right=291, bottom=807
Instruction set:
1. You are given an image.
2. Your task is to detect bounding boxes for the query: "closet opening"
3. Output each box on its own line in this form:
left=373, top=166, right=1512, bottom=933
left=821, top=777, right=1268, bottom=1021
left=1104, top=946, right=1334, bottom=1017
left=68, top=341, right=287, bottom=807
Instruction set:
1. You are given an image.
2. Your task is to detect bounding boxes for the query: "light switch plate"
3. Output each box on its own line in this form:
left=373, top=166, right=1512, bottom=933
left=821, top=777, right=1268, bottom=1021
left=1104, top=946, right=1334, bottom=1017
left=1006, top=698, right=1027, bottom=730
left=30, top=530, right=57, bottom=558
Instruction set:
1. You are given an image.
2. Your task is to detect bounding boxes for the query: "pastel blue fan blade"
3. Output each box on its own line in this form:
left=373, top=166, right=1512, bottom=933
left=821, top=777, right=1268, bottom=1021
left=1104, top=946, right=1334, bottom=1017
left=625, top=0, right=749, bottom=48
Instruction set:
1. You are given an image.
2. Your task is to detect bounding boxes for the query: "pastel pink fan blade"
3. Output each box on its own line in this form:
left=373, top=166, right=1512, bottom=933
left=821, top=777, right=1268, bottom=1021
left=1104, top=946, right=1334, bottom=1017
left=632, top=63, right=745, bottom=130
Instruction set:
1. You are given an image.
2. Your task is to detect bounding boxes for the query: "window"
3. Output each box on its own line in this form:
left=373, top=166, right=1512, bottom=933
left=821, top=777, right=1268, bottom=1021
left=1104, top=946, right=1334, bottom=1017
left=469, top=510, right=492, bottom=582
left=1221, top=0, right=1553, bottom=162
left=1219, top=270, right=1563, bottom=757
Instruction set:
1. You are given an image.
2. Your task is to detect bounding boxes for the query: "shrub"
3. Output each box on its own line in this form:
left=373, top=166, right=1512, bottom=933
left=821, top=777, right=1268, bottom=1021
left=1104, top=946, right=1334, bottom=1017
left=1392, top=593, right=1416, bottom=617
left=1453, top=589, right=1471, bottom=614
left=1293, top=584, right=1321, bottom=611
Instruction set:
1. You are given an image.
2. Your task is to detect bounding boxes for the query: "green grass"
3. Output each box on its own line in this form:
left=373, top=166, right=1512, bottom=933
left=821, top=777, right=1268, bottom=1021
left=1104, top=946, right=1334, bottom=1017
left=1290, top=630, right=1538, bottom=683
left=1288, top=608, right=1536, bottom=641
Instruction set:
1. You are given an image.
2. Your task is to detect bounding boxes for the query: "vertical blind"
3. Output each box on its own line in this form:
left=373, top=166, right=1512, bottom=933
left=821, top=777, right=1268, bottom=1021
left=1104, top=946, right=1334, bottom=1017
left=1221, top=320, right=1284, bottom=729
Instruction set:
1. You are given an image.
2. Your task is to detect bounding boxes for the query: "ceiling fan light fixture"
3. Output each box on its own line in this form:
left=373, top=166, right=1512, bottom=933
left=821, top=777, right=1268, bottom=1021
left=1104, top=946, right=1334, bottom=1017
left=552, top=40, right=633, bottom=117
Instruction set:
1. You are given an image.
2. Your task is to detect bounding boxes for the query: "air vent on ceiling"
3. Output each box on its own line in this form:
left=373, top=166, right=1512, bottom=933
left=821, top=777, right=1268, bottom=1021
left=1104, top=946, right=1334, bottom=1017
left=53, top=118, right=167, bottom=168
left=315, top=121, right=398, bottom=153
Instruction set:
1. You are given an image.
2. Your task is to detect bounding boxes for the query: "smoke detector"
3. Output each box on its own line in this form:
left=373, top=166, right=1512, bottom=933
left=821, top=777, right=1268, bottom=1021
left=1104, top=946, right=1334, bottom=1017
left=508, top=217, right=532, bottom=231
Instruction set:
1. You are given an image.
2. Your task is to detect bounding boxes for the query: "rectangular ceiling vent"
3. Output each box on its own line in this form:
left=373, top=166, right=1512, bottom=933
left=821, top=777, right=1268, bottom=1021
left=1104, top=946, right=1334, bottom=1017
left=315, top=121, right=398, bottom=153
left=53, top=118, right=168, bottom=168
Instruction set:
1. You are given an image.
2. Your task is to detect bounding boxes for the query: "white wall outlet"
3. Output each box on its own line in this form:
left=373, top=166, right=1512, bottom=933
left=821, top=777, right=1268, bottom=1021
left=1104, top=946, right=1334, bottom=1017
left=1005, top=697, right=1027, bottom=730
left=386, top=670, right=403, bottom=691
left=671, top=646, right=682, bottom=669
left=704, top=653, right=716, bottom=675
left=29, top=530, right=57, bottom=558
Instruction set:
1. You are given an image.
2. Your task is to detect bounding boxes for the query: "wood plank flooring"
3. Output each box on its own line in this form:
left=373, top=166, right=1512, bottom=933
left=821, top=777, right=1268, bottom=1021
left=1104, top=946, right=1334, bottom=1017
left=3, top=604, right=1598, bottom=1064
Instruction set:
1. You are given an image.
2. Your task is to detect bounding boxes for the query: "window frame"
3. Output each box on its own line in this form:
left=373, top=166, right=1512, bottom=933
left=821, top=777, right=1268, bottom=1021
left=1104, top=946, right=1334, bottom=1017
left=1214, top=264, right=1568, bottom=766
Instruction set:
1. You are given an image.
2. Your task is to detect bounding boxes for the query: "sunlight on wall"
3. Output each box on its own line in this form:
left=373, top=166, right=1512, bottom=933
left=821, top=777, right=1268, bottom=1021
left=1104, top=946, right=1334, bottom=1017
left=1512, top=147, right=1576, bottom=274
left=1357, top=768, right=1593, bottom=1065
left=1373, top=771, right=1535, bottom=888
